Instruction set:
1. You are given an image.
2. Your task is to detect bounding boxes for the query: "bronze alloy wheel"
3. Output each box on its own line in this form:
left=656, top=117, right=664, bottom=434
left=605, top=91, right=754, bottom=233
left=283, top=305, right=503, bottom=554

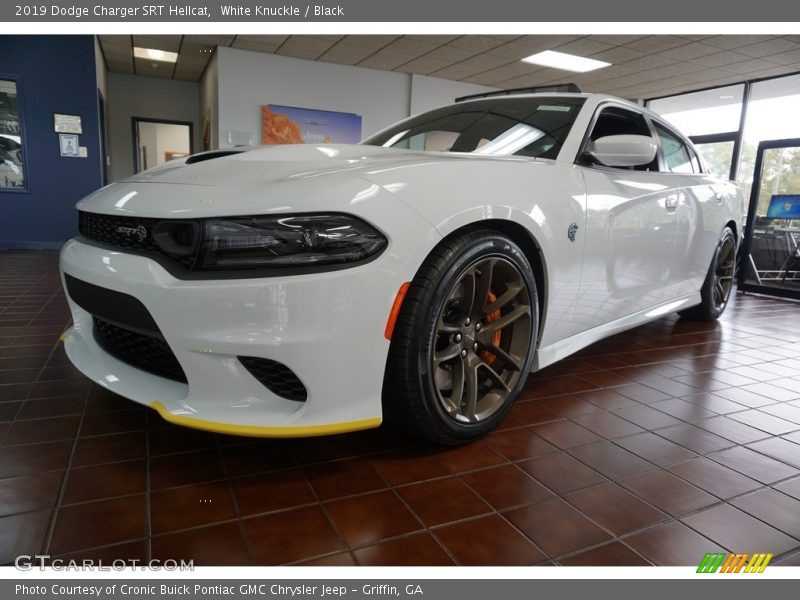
left=713, top=235, right=736, bottom=312
left=431, top=256, right=532, bottom=424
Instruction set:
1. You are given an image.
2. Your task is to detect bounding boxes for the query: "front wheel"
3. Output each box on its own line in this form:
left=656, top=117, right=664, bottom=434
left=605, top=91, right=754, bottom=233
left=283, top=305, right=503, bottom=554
left=680, top=226, right=736, bottom=321
left=383, top=229, right=539, bottom=445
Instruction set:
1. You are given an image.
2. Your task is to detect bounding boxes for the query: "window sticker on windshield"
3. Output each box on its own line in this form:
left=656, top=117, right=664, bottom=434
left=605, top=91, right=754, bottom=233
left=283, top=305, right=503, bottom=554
left=539, top=105, right=572, bottom=112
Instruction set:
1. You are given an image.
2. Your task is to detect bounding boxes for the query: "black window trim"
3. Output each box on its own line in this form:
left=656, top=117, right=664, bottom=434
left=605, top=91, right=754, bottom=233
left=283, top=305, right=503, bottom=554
left=649, top=116, right=709, bottom=176
left=576, top=100, right=708, bottom=176
left=574, top=100, right=664, bottom=173
left=0, top=72, right=30, bottom=194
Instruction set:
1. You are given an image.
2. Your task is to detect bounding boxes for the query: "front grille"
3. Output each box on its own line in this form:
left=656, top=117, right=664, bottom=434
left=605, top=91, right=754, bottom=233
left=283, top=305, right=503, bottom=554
left=238, top=356, right=307, bottom=402
left=93, top=317, right=187, bottom=383
left=78, top=212, right=197, bottom=269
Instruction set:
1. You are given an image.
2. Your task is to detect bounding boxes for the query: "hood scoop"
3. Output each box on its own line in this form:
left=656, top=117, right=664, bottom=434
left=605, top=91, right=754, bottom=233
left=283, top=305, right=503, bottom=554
left=185, top=149, right=246, bottom=165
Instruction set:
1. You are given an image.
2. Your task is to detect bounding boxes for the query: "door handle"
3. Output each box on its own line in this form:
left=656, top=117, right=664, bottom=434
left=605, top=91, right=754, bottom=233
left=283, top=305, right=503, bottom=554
left=665, top=195, right=678, bottom=212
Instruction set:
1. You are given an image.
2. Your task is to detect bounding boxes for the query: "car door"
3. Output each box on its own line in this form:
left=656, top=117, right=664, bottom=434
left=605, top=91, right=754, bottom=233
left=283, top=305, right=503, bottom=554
left=574, top=104, right=687, bottom=333
left=651, top=120, right=730, bottom=297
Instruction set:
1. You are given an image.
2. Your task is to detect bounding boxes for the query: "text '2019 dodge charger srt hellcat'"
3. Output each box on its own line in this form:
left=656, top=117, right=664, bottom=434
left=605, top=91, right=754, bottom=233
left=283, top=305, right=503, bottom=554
left=60, top=89, right=743, bottom=444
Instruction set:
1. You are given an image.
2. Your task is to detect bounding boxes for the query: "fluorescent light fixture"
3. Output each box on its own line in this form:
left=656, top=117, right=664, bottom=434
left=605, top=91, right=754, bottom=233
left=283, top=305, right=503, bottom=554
left=133, top=47, right=178, bottom=63
left=522, top=50, right=610, bottom=73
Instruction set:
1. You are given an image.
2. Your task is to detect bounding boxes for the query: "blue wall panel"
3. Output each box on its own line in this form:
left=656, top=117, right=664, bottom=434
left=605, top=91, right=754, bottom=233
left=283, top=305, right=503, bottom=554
left=0, top=35, right=102, bottom=248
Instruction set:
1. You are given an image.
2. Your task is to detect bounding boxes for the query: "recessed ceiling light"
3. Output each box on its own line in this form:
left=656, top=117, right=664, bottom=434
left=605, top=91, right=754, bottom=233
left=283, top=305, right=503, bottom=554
left=522, top=50, right=610, bottom=73
left=133, top=47, right=178, bottom=63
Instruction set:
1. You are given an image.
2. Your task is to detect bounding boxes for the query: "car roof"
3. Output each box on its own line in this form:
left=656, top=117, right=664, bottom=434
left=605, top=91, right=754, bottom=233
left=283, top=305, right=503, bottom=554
left=451, top=91, right=668, bottom=127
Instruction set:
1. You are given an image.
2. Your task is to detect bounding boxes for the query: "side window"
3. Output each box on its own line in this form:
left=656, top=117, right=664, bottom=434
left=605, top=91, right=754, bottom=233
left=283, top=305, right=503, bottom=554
left=654, top=122, right=698, bottom=174
left=588, top=106, right=657, bottom=171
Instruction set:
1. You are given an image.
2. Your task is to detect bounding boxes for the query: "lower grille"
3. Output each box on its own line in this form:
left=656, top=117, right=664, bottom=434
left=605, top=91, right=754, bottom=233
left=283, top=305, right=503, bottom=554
left=93, top=317, right=187, bottom=383
left=238, top=356, right=307, bottom=402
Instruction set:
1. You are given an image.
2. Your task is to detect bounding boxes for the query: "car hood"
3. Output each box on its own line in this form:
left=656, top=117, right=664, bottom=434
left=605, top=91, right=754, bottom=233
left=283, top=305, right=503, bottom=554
left=123, top=143, right=520, bottom=187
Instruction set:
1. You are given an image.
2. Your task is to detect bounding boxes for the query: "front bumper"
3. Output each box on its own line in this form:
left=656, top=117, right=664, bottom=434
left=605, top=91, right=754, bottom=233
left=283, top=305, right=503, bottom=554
left=59, top=239, right=406, bottom=436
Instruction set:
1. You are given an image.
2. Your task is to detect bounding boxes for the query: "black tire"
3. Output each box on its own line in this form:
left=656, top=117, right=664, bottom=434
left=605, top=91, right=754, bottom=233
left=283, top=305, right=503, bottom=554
left=680, top=226, right=736, bottom=321
left=383, top=229, right=539, bottom=445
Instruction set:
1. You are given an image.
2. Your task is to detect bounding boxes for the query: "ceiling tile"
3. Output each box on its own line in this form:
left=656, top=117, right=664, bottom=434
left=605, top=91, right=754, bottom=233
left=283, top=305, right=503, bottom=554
left=623, top=36, right=692, bottom=53
left=380, top=37, right=443, bottom=57
left=277, top=36, right=342, bottom=60
left=588, top=35, right=649, bottom=46
left=319, top=42, right=380, bottom=63
left=357, top=50, right=420, bottom=70
left=230, top=40, right=281, bottom=53
left=553, top=38, right=615, bottom=57
left=234, top=35, right=289, bottom=45
left=688, top=51, right=750, bottom=68
left=719, top=58, right=777, bottom=73
left=395, top=56, right=456, bottom=75
left=98, top=35, right=130, bottom=48
left=589, top=46, right=647, bottom=64
left=447, top=35, right=515, bottom=53
left=342, top=35, right=400, bottom=49
left=132, top=35, right=182, bottom=52
left=704, top=35, right=775, bottom=50
left=101, top=43, right=133, bottom=59
left=401, top=35, right=461, bottom=46
left=618, top=54, right=679, bottom=72
left=765, top=49, right=800, bottom=66
left=661, top=42, right=722, bottom=61
left=184, top=35, right=235, bottom=47
left=424, top=44, right=484, bottom=62
left=736, top=38, right=800, bottom=58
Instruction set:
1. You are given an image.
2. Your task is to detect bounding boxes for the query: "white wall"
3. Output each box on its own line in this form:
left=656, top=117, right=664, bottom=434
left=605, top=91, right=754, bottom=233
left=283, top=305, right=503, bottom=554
left=94, top=36, right=107, bottom=102
left=200, top=52, right=219, bottom=150
left=409, top=74, right=496, bottom=115
left=215, top=47, right=498, bottom=148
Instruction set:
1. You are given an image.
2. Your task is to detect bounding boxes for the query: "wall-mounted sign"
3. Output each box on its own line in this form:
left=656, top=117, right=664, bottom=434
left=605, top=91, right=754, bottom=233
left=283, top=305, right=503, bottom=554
left=59, top=133, right=79, bottom=157
left=54, top=113, right=82, bottom=134
left=262, top=105, right=362, bottom=145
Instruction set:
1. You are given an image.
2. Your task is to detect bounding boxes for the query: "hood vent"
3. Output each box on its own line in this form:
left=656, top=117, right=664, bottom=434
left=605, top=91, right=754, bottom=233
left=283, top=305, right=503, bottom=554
left=185, top=150, right=245, bottom=165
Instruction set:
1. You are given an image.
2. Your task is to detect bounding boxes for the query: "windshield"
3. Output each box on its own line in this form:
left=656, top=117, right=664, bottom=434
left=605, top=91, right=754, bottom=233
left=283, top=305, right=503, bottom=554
left=362, top=96, right=585, bottom=159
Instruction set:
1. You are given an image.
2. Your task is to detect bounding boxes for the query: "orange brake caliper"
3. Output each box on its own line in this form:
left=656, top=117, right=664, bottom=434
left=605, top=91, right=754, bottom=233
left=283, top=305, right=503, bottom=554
left=480, top=291, right=502, bottom=365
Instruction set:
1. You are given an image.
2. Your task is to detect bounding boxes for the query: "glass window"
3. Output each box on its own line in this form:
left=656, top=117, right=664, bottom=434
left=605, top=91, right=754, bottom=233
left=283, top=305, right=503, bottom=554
left=694, top=140, right=735, bottom=180
left=654, top=122, right=696, bottom=173
left=362, top=96, right=585, bottom=159
left=647, top=84, right=744, bottom=137
left=738, top=73, right=800, bottom=207
left=590, top=106, right=651, bottom=140
left=0, top=79, right=24, bottom=190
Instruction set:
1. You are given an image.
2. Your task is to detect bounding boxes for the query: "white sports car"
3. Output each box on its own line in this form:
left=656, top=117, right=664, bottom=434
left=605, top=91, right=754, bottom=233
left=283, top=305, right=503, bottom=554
left=60, top=90, right=743, bottom=444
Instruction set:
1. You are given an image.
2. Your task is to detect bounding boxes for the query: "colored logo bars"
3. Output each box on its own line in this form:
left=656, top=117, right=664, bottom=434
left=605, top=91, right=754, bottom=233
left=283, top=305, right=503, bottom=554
left=697, top=552, right=773, bottom=573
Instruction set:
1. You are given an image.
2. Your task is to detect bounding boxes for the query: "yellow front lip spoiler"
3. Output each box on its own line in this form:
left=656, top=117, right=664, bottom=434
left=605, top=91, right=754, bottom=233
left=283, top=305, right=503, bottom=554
left=150, top=401, right=382, bottom=438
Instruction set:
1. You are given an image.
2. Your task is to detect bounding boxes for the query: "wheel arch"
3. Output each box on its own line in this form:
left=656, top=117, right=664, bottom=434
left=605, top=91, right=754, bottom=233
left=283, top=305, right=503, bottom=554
left=422, top=218, right=549, bottom=350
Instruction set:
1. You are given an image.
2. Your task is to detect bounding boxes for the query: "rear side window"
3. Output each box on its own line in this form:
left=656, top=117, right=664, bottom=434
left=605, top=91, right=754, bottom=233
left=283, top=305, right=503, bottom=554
left=654, top=122, right=701, bottom=174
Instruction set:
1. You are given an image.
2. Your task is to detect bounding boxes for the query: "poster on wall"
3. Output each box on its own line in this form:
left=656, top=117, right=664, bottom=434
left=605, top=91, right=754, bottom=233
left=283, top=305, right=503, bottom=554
left=261, top=104, right=362, bottom=145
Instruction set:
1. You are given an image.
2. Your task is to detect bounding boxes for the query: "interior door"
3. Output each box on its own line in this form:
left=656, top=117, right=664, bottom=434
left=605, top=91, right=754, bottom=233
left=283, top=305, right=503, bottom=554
left=132, top=118, right=193, bottom=174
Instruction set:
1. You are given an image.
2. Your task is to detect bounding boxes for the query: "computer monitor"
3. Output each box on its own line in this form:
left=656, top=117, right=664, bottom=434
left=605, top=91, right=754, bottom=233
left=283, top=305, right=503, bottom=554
left=766, top=194, right=800, bottom=219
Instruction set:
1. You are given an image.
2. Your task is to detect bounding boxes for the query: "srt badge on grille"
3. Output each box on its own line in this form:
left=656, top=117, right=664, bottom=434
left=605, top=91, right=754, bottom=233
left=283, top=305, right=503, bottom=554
left=116, top=225, right=147, bottom=242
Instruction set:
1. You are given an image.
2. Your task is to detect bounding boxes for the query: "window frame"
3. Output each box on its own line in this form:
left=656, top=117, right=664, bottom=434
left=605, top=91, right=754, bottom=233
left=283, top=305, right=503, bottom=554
left=650, top=118, right=705, bottom=175
left=0, top=73, right=29, bottom=194
left=575, top=101, right=663, bottom=172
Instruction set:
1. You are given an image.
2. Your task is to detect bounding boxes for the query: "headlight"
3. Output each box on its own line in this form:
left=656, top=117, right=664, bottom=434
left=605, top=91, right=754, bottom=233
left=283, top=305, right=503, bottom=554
left=197, top=213, right=387, bottom=270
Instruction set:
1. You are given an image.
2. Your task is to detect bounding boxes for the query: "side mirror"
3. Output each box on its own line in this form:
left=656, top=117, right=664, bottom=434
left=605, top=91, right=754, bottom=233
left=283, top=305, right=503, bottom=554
left=587, top=134, right=658, bottom=168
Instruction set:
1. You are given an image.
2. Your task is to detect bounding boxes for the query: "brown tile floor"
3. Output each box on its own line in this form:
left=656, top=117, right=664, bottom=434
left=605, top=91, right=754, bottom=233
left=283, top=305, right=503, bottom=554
left=2, top=249, right=800, bottom=567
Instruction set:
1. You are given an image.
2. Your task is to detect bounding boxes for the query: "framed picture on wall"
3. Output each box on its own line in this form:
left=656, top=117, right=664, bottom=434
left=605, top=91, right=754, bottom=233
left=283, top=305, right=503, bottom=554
left=59, top=133, right=79, bottom=157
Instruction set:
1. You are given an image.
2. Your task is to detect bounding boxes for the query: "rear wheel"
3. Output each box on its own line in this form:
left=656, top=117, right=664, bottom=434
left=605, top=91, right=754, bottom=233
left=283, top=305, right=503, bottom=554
left=383, top=229, right=538, bottom=445
left=680, top=226, right=736, bottom=321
